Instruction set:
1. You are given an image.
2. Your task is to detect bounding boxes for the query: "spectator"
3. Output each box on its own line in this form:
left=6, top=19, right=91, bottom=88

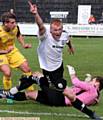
left=88, top=14, right=96, bottom=24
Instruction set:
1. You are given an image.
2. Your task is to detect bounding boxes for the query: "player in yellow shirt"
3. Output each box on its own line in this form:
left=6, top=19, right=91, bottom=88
left=0, top=11, right=34, bottom=101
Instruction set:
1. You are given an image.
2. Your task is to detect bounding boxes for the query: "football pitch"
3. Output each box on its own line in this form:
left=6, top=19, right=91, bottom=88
left=0, top=36, right=103, bottom=120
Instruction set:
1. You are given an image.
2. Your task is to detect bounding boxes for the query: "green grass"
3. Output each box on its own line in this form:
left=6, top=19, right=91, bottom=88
left=0, top=36, right=103, bottom=119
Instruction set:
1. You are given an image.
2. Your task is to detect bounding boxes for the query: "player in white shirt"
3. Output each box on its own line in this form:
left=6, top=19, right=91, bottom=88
left=28, top=1, right=74, bottom=90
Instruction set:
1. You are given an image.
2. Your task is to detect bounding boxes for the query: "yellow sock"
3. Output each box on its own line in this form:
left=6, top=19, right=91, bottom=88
left=23, top=72, right=34, bottom=91
left=23, top=72, right=32, bottom=76
left=3, top=76, right=12, bottom=90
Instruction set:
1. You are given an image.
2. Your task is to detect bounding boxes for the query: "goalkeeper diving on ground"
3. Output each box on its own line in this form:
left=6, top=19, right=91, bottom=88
left=0, top=65, right=103, bottom=120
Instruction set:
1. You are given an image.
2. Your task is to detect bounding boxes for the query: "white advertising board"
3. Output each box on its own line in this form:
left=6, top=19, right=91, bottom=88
left=17, top=23, right=103, bottom=36
left=77, top=5, right=91, bottom=24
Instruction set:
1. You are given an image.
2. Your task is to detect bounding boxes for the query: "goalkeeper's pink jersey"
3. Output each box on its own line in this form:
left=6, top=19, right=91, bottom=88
left=64, top=76, right=99, bottom=106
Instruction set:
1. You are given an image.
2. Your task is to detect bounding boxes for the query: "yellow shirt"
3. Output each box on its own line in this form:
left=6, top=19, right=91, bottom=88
left=0, top=25, right=20, bottom=50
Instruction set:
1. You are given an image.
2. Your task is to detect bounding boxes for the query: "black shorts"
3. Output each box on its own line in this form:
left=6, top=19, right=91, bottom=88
left=36, top=87, right=66, bottom=106
left=42, top=62, right=64, bottom=83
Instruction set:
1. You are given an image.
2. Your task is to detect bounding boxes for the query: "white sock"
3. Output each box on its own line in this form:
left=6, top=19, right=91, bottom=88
left=10, top=87, right=18, bottom=95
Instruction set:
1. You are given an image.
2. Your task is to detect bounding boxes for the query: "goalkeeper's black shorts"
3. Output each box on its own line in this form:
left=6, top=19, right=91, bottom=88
left=36, top=86, right=66, bottom=106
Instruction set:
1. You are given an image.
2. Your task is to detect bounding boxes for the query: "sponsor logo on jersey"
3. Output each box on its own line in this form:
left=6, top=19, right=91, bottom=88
left=52, top=45, right=63, bottom=48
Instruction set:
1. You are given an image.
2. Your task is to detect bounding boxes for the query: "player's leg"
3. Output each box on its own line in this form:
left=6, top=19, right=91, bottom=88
left=49, top=62, right=64, bottom=83
left=72, top=98, right=101, bottom=120
left=12, top=90, right=38, bottom=101
left=43, top=63, right=66, bottom=91
left=11, top=88, right=64, bottom=106
left=0, top=74, right=49, bottom=99
left=0, top=89, right=39, bottom=102
left=1, top=65, right=12, bottom=90
left=0, top=55, right=12, bottom=90
left=63, top=88, right=101, bottom=120
left=10, top=50, right=34, bottom=91
left=19, top=60, right=34, bottom=91
left=18, top=70, right=50, bottom=92
left=0, top=55, right=13, bottom=104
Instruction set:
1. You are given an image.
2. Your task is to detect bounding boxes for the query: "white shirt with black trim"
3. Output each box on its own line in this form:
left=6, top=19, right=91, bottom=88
left=37, top=28, right=70, bottom=71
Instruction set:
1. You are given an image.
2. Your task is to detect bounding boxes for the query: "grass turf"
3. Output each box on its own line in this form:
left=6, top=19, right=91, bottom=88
left=0, top=36, right=103, bottom=120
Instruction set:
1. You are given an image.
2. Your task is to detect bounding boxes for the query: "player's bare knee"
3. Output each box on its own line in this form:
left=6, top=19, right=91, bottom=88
left=20, top=61, right=31, bottom=72
left=63, top=89, right=75, bottom=102
left=4, top=71, right=11, bottom=77
left=23, top=67, right=31, bottom=73
left=0, top=66, right=11, bottom=77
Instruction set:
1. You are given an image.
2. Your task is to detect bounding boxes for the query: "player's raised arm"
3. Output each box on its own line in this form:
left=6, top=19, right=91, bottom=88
left=28, top=1, right=45, bottom=35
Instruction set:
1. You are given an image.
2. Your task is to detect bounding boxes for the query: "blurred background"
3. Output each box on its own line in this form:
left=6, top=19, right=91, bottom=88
left=0, top=0, right=103, bottom=24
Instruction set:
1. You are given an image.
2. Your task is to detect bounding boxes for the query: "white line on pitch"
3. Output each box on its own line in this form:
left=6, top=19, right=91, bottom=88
left=0, top=109, right=103, bottom=119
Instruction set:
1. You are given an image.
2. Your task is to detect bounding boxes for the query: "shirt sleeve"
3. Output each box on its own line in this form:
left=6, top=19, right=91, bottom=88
left=72, top=76, right=92, bottom=91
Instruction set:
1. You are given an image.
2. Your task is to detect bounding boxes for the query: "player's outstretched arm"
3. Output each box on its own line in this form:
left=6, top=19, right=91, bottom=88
left=28, top=1, right=46, bottom=35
